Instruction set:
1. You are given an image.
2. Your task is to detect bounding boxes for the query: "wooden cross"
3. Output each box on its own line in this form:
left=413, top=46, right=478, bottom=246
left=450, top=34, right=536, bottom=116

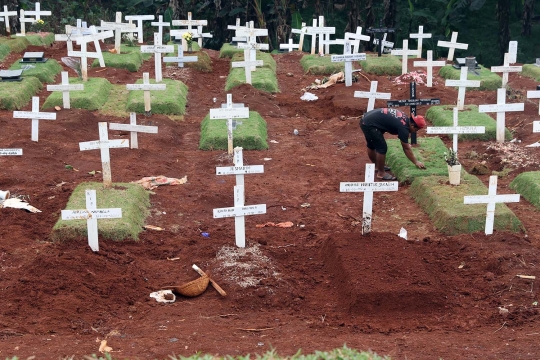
left=210, top=94, right=250, bottom=154
left=413, top=50, right=446, bottom=87
left=17, top=9, right=36, bottom=36
left=236, top=25, right=269, bottom=70
left=367, top=20, right=395, bottom=57
left=100, top=12, right=136, bottom=54
left=55, top=25, right=84, bottom=53
left=213, top=147, right=266, bottom=248
left=330, top=41, right=366, bottom=86
left=445, top=67, right=481, bottom=110
left=13, top=97, right=56, bottom=142
left=124, top=14, right=154, bottom=43
left=372, top=33, right=394, bottom=55
left=464, top=175, right=520, bottom=235
left=409, top=25, right=432, bottom=58
left=172, top=12, right=207, bottom=34
left=46, top=71, right=84, bottom=109
left=61, top=190, right=122, bottom=252
left=79, top=122, right=129, bottom=188
left=279, top=38, right=299, bottom=52
left=169, top=28, right=191, bottom=50
left=163, top=44, right=198, bottom=68
left=345, top=26, right=370, bottom=54
left=391, top=39, right=418, bottom=74
left=490, top=52, right=522, bottom=88
left=151, top=15, right=170, bottom=41
left=340, top=163, right=398, bottom=235
left=109, top=112, right=158, bottom=149
left=25, top=2, right=51, bottom=21
left=427, top=107, right=485, bottom=152
left=126, top=72, right=167, bottom=115
left=231, top=50, right=263, bottom=85
left=291, top=22, right=306, bottom=52
left=354, top=81, right=391, bottom=112
left=437, top=31, right=468, bottom=62
left=71, top=27, right=114, bottom=80
left=0, top=6, right=17, bottom=35
left=304, top=18, right=318, bottom=55
left=305, top=18, right=335, bottom=55
left=526, top=87, right=540, bottom=115
left=478, top=88, right=524, bottom=142
left=140, top=33, right=174, bottom=82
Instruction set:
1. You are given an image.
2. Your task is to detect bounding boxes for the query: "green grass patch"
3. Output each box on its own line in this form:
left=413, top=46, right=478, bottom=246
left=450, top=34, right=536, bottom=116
left=9, top=58, right=62, bottom=83
left=521, top=64, right=540, bottom=81
left=426, top=105, right=512, bottom=141
left=358, top=54, right=402, bottom=76
left=438, top=65, right=502, bottom=91
left=42, top=77, right=112, bottom=111
left=126, top=78, right=188, bottom=115
left=0, top=77, right=42, bottom=110
left=23, top=32, right=55, bottom=46
left=299, top=54, right=344, bottom=75
left=0, top=36, right=30, bottom=53
left=219, top=43, right=244, bottom=58
left=225, top=66, right=279, bottom=93
left=91, top=46, right=144, bottom=72
left=509, top=171, right=540, bottom=210
left=386, top=136, right=460, bottom=184
left=199, top=110, right=268, bottom=150
left=0, top=43, right=9, bottom=61
left=99, top=84, right=131, bottom=118
left=51, top=182, right=150, bottom=242
left=409, top=174, right=523, bottom=235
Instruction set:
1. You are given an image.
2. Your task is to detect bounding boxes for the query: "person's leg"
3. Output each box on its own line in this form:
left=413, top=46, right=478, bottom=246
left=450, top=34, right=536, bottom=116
left=367, top=147, right=376, bottom=163
left=375, top=151, right=387, bottom=178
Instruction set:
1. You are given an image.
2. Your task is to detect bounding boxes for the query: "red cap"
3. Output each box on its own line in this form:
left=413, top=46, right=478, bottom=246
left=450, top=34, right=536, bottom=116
left=412, top=115, right=426, bottom=129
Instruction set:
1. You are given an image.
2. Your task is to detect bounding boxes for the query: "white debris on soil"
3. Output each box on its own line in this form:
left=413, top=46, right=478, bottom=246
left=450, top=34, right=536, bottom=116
left=485, top=141, right=540, bottom=168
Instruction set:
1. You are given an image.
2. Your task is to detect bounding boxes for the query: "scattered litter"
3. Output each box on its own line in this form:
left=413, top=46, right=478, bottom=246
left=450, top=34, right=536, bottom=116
left=64, top=164, right=79, bottom=171
left=98, top=339, right=113, bottom=353
left=293, top=129, right=299, bottom=135
left=498, top=307, right=509, bottom=316
left=0, top=190, right=9, bottom=201
left=256, top=221, right=294, bottom=228
left=526, top=141, right=540, bottom=148
left=133, top=175, right=188, bottom=190
left=300, top=92, right=318, bottom=101
left=281, top=206, right=286, bottom=210
left=149, top=290, right=176, bottom=303
left=516, top=274, right=536, bottom=280
left=54, top=106, right=61, bottom=111
left=88, top=170, right=101, bottom=176
left=269, top=140, right=279, bottom=144
left=201, top=232, right=210, bottom=237
left=144, top=225, right=163, bottom=231
left=300, top=203, right=310, bottom=208
left=55, top=181, right=67, bottom=187
left=1, top=198, right=41, bottom=213
left=192, top=264, right=227, bottom=296
left=486, top=142, right=540, bottom=167
left=263, top=158, right=272, bottom=161
left=458, top=262, right=465, bottom=269
left=162, top=275, right=210, bottom=297
left=167, top=257, right=180, bottom=261
left=398, top=227, right=408, bottom=240
left=393, top=71, right=433, bottom=86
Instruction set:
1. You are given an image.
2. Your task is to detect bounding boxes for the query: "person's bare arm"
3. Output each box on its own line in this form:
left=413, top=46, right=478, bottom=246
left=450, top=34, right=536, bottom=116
left=401, top=141, right=425, bottom=169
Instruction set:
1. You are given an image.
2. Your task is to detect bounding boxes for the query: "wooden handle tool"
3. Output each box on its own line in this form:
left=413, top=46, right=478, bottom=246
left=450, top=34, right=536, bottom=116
left=192, top=264, right=227, bottom=297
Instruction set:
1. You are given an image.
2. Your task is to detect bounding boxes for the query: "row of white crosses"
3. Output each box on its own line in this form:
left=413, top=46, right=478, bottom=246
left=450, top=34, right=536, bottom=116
left=305, top=16, right=335, bottom=55
left=100, top=12, right=136, bottom=54
left=140, top=33, right=174, bottom=82
left=16, top=2, right=51, bottom=37
left=172, top=12, right=211, bottom=49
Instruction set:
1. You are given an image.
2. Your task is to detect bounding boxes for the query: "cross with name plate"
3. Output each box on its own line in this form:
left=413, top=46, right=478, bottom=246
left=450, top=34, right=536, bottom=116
left=109, top=112, right=158, bottom=149
left=126, top=72, right=167, bottom=115
left=437, top=31, right=468, bottom=62
left=427, top=107, right=485, bottom=152
left=367, top=20, right=395, bottom=57
left=61, top=189, right=122, bottom=252
left=210, top=94, right=250, bottom=154
left=25, top=2, right=51, bottom=21
left=413, top=50, right=445, bottom=87
left=163, top=44, right=198, bottom=68
left=490, top=52, right=522, bottom=88
left=213, top=147, right=266, bottom=248
left=140, top=33, right=174, bottom=82
left=331, top=41, right=366, bottom=86
left=172, top=12, right=207, bottom=35
left=354, top=81, right=392, bottom=112
left=479, top=87, right=524, bottom=142
left=445, top=66, right=481, bottom=110
left=46, top=71, right=84, bottom=109
left=13, top=96, right=56, bottom=142
left=340, top=163, right=399, bottom=235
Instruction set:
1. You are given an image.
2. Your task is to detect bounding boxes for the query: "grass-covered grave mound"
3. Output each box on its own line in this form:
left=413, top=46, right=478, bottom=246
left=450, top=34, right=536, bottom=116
left=91, top=45, right=151, bottom=72
left=23, top=32, right=55, bottom=46
left=225, top=51, right=279, bottom=93
left=299, top=54, right=344, bottom=75
left=358, top=54, right=402, bottom=76
left=386, top=136, right=462, bottom=184
left=42, top=77, right=112, bottom=110
left=9, top=58, right=62, bottom=83
left=439, top=65, right=502, bottom=91
left=51, top=182, right=150, bottom=242
left=165, top=44, right=212, bottom=72
left=0, top=77, right=42, bottom=110
left=509, top=171, right=540, bottom=210
left=199, top=110, right=268, bottom=150
left=0, top=43, right=10, bottom=61
left=219, top=43, right=244, bottom=58
left=126, top=78, right=188, bottom=115
left=521, top=64, right=540, bottom=81
left=426, top=105, right=512, bottom=141
left=409, top=173, right=523, bottom=235
left=0, top=36, right=30, bottom=53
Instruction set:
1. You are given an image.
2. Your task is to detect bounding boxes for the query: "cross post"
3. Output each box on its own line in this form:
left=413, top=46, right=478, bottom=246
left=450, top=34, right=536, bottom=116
left=126, top=72, right=167, bottom=115
left=124, top=14, right=154, bottom=43
left=12, top=97, right=56, bottom=141
left=0, top=6, right=17, bottom=35
left=391, top=39, right=418, bottom=74
left=231, top=50, right=263, bottom=85
left=445, top=67, right=481, bottom=110
left=345, top=26, right=370, bottom=54
left=140, top=33, right=174, bottom=82
left=109, top=112, right=158, bottom=149
left=46, top=71, right=84, bottom=109
left=163, top=44, right=198, bottom=68
left=330, top=41, right=366, bottom=86
left=354, top=81, right=392, bottom=112
left=210, top=94, right=250, bottom=154
left=478, top=88, right=524, bottom=142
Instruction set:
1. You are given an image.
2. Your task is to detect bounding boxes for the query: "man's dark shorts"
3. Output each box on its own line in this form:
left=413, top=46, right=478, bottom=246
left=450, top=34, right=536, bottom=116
left=360, top=122, right=387, bottom=154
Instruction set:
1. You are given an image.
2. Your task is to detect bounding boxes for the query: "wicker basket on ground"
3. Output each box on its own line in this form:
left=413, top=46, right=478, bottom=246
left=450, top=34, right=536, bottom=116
left=163, top=275, right=210, bottom=297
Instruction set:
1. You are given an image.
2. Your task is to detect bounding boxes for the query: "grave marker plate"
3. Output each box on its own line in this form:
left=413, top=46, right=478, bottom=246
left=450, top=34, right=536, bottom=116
left=0, top=69, right=23, bottom=82
left=216, top=165, right=264, bottom=175
left=20, top=52, right=47, bottom=63
left=0, top=149, right=23, bottom=155
left=213, top=204, right=266, bottom=218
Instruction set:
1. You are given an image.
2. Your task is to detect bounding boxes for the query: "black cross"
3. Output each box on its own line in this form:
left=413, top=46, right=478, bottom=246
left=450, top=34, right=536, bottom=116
left=387, top=82, right=440, bottom=144
left=366, top=19, right=395, bottom=57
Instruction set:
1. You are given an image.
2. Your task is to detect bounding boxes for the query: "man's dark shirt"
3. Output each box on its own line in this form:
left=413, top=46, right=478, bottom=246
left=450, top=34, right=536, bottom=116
left=362, top=108, right=411, bottom=143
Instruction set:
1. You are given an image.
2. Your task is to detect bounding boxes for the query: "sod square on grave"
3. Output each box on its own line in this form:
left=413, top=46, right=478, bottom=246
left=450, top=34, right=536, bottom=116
left=126, top=78, right=188, bottom=115
left=358, top=54, right=402, bottom=76
left=299, top=54, right=344, bottom=75
left=0, top=77, right=42, bottom=110
left=91, top=45, right=146, bottom=72
left=51, top=182, right=150, bottom=242
left=20, top=51, right=47, bottom=63
left=521, top=63, right=540, bottom=82
left=42, top=77, right=112, bottom=111
left=510, top=171, right=540, bottom=210
left=9, top=58, right=62, bottom=83
left=439, top=65, right=502, bottom=91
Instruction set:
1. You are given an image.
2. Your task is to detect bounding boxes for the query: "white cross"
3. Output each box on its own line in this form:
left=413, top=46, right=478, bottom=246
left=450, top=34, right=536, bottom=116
left=437, top=31, right=468, bottom=62
left=172, top=12, right=207, bottom=34
left=46, top=71, right=84, bottom=109
left=61, top=190, right=122, bottom=252
left=213, top=147, right=266, bottom=248
left=17, top=9, right=35, bottom=36
left=124, top=15, right=154, bottom=44
left=151, top=15, right=170, bottom=41
left=79, top=122, right=129, bottom=188
left=391, top=39, right=418, bottom=74
left=319, top=16, right=336, bottom=55
left=339, top=163, right=398, bottom=235
left=210, top=94, right=250, bottom=154
left=508, top=41, right=518, bottom=63
left=169, top=28, right=191, bottom=50
left=354, top=81, right=392, bottom=112
left=140, top=33, right=174, bottom=82
left=100, top=12, right=136, bottom=54
left=13, top=96, right=56, bottom=142
left=479, top=88, right=524, bottom=142
left=25, top=2, right=51, bottom=21
left=305, top=18, right=318, bottom=54
left=279, top=38, right=299, bottom=52
left=345, top=26, right=370, bottom=54
left=330, top=41, right=366, bottom=86
left=126, top=72, right=167, bottom=115
left=445, top=67, right=481, bottom=110
left=231, top=50, right=263, bottom=85
left=71, top=27, right=114, bottom=80
left=0, top=6, right=17, bottom=35
left=194, top=25, right=212, bottom=47
left=413, top=50, right=445, bottom=87
left=236, top=25, right=269, bottom=69
left=490, top=52, right=522, bottom=88
left=373, top=33, right=394, bottom=53
left=109, top=112, right=158, bottom=149
left=409, top=25, right=432, bottom=58
left=291, top=22, right=306, bottom=51
left=55, top=25, right=85, bottom=53
left=526, top=88, right=540, bottom=115
left=163, top=44, right=198, bottom=68
left=464, top=175, right=520, bottom=235
left=427, top=107, right=485, bottom=152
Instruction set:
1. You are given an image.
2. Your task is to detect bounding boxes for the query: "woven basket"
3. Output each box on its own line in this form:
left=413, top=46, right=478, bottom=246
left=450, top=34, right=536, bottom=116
left=164, top=275, right=210, bottom=297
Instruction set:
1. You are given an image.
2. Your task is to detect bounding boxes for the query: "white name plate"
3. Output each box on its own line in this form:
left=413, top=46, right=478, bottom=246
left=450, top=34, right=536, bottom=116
left=61, top=208, right=122, bottom=220
left=163, top=56, right=198, bottom=62
left=478, top=103, right=524, bottom=112
left=231, top=60, right=263, bottom=68
left=464, top=194, right=520, bottom=205
left=216, top=165, right=264, bottom=175
left=140, top=45, right=174, bottom=53
left=79, top=139, right=129, bottom=150
left=446, top=79, right=481, bottom=86
left=427, top=126, right=485, bottom=134
left=213, top=204, right=266, bottom=218
left=47, top=84, right=85, bottom=91
left=109, top=123, right=158, bottom=133
left=354, top=91, right=391, bottom=99
left=533, top=121, right=540, bottom=133
left=491, top=65, right=522, bottom=72
left=339, top=182, right=398, bottom=192
left=305, top=27, right=335, bottom=34
left=0, top=149, right=23, bottom=155
left=331, top=53, right=366, bottom=62
left=210, top=107, right=249, bottom=119
left=237, top=43, right=270, bottom=50
left=126, top=84, right=167, bottom=91
left=13, top=111, right=56, bottom=120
